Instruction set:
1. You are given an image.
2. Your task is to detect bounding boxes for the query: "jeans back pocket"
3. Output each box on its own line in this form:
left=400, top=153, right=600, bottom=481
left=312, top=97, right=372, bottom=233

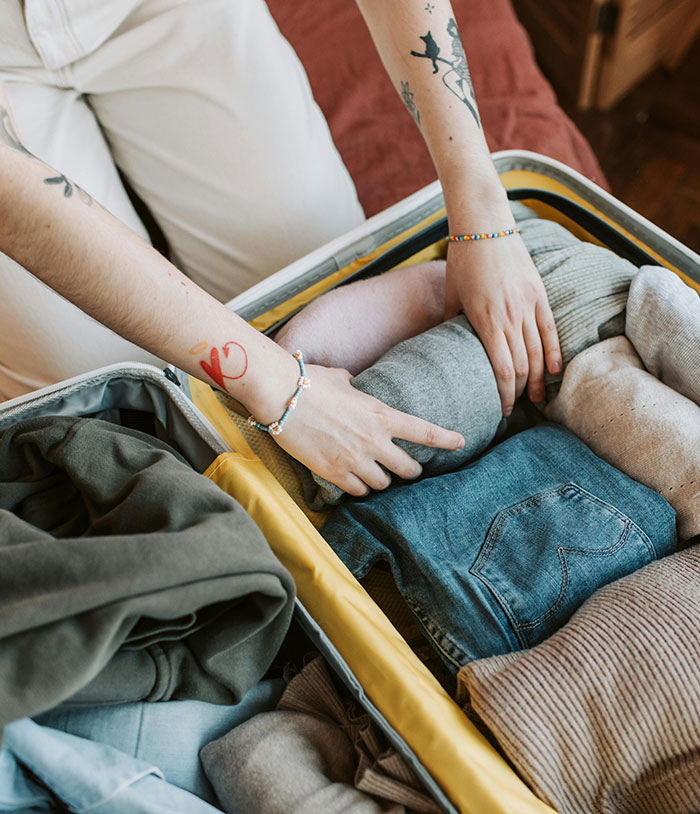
left=470, top=482, right=658, bottom=649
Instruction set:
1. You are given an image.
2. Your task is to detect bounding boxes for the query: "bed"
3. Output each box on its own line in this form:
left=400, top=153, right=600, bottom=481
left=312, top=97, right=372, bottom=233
left=266, top=0, right=608, bottom=218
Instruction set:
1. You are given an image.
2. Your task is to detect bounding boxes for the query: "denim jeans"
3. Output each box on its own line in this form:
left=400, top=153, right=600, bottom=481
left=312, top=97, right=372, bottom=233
left=322, top=424, right=677, bottom=671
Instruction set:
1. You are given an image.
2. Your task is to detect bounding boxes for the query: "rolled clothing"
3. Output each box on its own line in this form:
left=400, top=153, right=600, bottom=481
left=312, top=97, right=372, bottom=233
left=322, top=423, right=676, bottom=672
left=625, top=264, right=700, bottom=406
left=201, top=655, right=440, bottom=814
left=546, top=335, right=700, bottom=543
left=457, top=545, right=700, bottom=814
left=304, top=202, right=636, bottom=507
left=0, top=415, right=295, bottom=727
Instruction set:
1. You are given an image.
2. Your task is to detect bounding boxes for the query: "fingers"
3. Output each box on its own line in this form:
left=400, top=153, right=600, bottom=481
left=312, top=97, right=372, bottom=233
left=387, top=409, right=465, bottom=450
left=479, top=326, right=516, bottom=416
left=337, top=472, right=371, bottom=498
left=505, top=328, right=530, bottom=406
left=353, top=461, right=392, bottom=493
left=377, top=443, right=423, bottom=482
left=522, top=316, right=546, bottom=404
left=536, top=298, right=562, bottom=376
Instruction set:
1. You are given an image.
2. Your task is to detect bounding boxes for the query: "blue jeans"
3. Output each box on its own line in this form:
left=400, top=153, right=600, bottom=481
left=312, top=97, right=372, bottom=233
left=322, top=424, right=677, bottom=671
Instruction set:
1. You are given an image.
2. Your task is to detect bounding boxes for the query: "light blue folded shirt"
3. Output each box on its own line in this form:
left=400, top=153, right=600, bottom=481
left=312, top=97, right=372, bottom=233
left=33, top=678, right=285, bottom=805
left=1, top=718, right=223, bottom=813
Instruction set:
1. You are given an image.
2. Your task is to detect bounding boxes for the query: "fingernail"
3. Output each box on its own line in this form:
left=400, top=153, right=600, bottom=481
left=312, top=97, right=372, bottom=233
left=551, top=360, right=562, bottom=374
left=503, top=406, right=513, bottom=417
left=457, top=436, right=465, bottom=449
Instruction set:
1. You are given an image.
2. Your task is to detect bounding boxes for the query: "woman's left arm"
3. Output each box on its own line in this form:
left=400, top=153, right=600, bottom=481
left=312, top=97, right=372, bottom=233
left=354, top=0, right=561, bottom=413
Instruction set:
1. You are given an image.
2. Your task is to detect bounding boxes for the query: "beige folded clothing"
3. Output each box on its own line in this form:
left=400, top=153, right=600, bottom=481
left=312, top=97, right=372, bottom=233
left=458, top=545, right=700, bottom=814
left=626, top=264, right=700, bottom=406
left=201, top=656, right=440, bottom=814
left=546, top=335, right=700, bottom=542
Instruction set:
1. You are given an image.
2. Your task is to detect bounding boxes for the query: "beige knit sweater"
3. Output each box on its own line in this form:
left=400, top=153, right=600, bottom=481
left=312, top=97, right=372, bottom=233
left=458, top=545, right=700, bottom=814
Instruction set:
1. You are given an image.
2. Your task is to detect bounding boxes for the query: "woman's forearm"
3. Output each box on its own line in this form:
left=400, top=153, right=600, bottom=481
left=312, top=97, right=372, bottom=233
left=0, top=137, right=299, bottom=423
left=354, top=0, right=512, bottom=228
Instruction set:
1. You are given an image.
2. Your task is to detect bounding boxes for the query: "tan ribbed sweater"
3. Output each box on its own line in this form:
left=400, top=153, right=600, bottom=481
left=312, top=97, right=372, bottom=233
left=458, top=545, right=700, bottom=814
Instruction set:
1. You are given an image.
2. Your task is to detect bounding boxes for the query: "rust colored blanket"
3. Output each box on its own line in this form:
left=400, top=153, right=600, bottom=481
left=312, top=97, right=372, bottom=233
left=267, top=0, right=608, bottom=216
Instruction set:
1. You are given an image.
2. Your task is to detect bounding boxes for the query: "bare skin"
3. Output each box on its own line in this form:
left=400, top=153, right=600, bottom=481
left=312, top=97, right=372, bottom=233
left=0, top=86, right=464, bottom=497
left=355, top=0, right=562, bottom=413
left=0, top=0, right=561, bottom=493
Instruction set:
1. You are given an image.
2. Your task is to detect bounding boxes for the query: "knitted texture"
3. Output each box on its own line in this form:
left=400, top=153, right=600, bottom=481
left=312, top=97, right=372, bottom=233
left=458, top=545, right=700, bottom=814
left=546, top=335, right=700, bottom=542
left=305, top=203, right=636, bottom=507
left=626, top=264, right=700, bottom=406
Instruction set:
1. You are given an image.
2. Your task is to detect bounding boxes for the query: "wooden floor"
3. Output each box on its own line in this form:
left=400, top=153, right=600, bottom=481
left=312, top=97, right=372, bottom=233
left=553, top=46, right=700, bottom=255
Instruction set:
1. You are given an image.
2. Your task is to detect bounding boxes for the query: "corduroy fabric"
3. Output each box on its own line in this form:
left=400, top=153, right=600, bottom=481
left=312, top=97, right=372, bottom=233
left=457, top=545, right=700, bottom=814
left=546, top=335, right=700, bottom=542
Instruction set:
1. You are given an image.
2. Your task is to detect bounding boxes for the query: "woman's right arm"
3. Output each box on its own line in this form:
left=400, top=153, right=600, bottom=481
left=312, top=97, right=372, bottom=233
left=0, top=83, right=464, bottom=495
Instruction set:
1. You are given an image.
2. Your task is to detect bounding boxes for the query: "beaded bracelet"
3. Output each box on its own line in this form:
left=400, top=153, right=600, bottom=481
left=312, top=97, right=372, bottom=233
left=247, top=350, right=311, bottom=437
left=447, top=227, right=520, bottom=242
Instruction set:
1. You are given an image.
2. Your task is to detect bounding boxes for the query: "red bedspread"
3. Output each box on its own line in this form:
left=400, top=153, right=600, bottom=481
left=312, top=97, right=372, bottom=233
left=266, top=0, right=608, bottom=217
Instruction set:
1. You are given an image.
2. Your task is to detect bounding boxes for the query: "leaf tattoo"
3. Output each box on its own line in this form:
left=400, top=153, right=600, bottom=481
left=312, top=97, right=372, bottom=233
left=44, top=174, right=74, bottom=197
left=43, top=174, right=93, bottom=205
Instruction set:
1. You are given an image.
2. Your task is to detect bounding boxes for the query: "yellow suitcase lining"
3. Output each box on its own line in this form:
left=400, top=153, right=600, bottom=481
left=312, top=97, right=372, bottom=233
left=193, top=168, right=695, bottom=814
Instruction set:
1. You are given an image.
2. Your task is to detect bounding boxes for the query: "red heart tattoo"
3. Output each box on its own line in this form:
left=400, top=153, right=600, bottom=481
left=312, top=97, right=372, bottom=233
left=200, top=342, right=249, bottom=390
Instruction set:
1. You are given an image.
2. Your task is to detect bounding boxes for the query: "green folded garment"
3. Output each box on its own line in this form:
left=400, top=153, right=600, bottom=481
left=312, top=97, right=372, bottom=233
left=0, top=415, right=295, bottom=727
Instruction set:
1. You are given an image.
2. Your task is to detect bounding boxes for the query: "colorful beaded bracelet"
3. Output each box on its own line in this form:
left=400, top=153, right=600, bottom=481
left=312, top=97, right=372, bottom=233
left=247, top=349, right=310, bottom=437
left=447, top=227, right=520, bottom=242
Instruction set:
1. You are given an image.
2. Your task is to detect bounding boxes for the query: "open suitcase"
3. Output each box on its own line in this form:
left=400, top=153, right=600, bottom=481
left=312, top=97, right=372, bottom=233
left=2, top=149, right=699, bottom=814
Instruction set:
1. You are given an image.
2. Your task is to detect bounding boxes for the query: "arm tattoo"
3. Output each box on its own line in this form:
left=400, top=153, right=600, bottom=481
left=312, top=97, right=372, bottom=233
left=43, top=174, right=93, bottom=205
left=0, top=106, right=33, bottom=156
left=400, top=80, right=421, bottom=127
left=192, top=341, right=249, bottom=391
left=410, top=18, right=481, bottom=128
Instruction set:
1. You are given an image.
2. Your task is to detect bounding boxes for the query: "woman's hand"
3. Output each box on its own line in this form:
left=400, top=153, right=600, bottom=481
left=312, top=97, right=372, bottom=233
left=445, top=232, right=562, bottom=415
left=273, top=364, right=465, bottom=496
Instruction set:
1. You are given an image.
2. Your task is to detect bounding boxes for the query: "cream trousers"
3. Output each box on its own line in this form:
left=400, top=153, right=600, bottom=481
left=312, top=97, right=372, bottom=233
left=0, top=0, right=364, bottom=400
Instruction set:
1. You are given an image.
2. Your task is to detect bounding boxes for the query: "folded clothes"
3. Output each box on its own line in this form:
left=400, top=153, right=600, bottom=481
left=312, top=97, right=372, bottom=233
left=626, top=264, right=700, bottom=406
left=0, top=415, right=295, bottom=726
left=1, top=718, right=222, bottom=813
left=458, top=545, right=700, bottom=814
left=201, top=656, right=440, bottom=814
left=291, top=203, right=635, bottom=508
left=546, top=335, right=700, bottom=543
left=322, top=424, right=676, bottom=671
left=34, top=679, right=285, bottom=806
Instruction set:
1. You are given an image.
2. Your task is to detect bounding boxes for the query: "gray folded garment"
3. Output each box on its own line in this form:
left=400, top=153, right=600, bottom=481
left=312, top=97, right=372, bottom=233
left=625, top=263, right=700, bottom=406
left=306, top=202, right=635, bottom=508
left=458, top=544, right=700, bottom=814
left=201, top=655, right=441, bottom=814
left=0, top=415, right=296, bottom=727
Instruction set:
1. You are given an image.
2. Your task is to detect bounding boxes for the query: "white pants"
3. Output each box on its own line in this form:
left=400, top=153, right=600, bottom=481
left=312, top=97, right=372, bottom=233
left=0, top=0, right=364, bottom=400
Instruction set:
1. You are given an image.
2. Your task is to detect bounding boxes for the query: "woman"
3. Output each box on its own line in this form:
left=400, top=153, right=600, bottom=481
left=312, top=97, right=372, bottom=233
left=0, top=0, right=560, bottom=495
